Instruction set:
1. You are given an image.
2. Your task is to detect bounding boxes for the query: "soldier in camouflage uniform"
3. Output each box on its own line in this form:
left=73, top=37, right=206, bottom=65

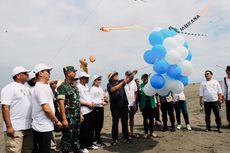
left=57, top=66, right=82, bottom=153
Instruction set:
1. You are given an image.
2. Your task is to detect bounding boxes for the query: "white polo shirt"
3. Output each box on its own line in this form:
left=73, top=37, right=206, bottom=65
left=1, top=82, right=32, bottom=131
left=77, top=83, right=93, bottom=115
left=32, top=82, right=55, bottom=132
left=199, top=79, right=222, bottom=102
left=90, top=86, right=104, bottom=107
left=124, top=80, right=137, bottom=106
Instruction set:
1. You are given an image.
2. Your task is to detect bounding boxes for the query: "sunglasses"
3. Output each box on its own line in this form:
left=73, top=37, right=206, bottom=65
left=204, top=73, right=210, bottom=76
left=20, top=72, right=28, bottom=75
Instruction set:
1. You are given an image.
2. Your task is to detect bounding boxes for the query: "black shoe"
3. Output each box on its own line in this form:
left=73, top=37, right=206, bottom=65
left=123, top=139, right=133, bottom=144
left=171, top=126, right=176, bottom=132
left=162, top=126, right=168, bottom=132
left=111, top=140, right=118, bottom=146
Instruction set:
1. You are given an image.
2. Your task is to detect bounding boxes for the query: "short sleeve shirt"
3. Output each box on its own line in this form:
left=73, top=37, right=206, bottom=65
left=77, top=83, right=93, bottom=115
left=32, top=82, right=55, bottom=132
left=1, top=82, right=32, bottom=131
left=57, top=80, right=80, bottom=119
left=107, top=80, right=128, bottom=110
left=124, top=80, right=137, bottom=106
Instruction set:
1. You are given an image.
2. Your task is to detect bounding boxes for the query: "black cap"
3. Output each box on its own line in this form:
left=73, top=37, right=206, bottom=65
left=141, top=73, right=148, bottom=79
left=226, top=66, right=230, bottom=71
left=125, top=70, right=132, bottom=76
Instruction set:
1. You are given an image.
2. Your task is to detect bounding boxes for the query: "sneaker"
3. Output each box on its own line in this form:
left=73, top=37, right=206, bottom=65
left=186, top=124, right=192, bottom=131
left=205, top=128, right=211, bottom=132
left=81, top=148, right=89, bottom=153
left=217, top=128, right=223, bottom=133
left=123, top=139, right=133, bottom=144
left=142, top=134, right=148, bottom=139
left=88, top=145, right=99, bottom=150
left=177, top=124, right=181, bottom=130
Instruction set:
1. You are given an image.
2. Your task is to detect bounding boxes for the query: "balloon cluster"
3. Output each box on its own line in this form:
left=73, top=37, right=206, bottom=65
left=143, top=27, right=193, bottom=96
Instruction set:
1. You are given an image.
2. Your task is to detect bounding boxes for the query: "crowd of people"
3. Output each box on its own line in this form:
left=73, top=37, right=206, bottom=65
left=1, top=63, right=230, bottom=153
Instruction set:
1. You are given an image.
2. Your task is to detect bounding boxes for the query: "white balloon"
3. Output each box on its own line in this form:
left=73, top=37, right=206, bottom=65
left=177, top=46, right=188, bottom=60
left=163, top=37, right=179, bottom=50
left=173, top=34, right=185, bottom=46
left=170, top=80, right=184, bottom=94
left=165, top=50, right=182, bottom=64
left=143, top=82, right=157, bottom=96
left=156, top=86, right=170, bottom=96
left=179, top=60, right=193, bottom=76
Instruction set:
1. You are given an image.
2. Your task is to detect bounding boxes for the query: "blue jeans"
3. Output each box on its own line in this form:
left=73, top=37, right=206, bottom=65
left=174, top=100, right=190, bottom=125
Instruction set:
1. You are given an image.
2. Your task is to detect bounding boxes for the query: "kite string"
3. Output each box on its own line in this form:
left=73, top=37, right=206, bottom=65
left=48, top=0, right=104, bottom=65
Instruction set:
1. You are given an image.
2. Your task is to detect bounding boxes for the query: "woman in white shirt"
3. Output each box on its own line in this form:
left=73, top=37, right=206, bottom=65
left=173, top=91, right=192, bottom=131
left=90, top=75, right=108, bottom=146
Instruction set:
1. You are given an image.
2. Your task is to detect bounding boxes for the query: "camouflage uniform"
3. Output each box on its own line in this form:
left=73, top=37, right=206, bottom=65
left=57, top=79, right=81, bottom=153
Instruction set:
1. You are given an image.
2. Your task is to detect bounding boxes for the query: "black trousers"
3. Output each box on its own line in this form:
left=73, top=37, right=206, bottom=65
left=92, top=107, right=104, bottom=142
left=161, top=102, right=175, bottom=127
left=204, top=101, right=222, bottom=129
left=32, top=129, right=52, bottom=153
left=80, top=111, right=94, bottom=148
left=142, top=103, right=154, bottom=134
left=226, top=100, right=230, bottom=122
left=111, top=106, right=129, bottom=141
left=174, top=100, right=190, bottom=125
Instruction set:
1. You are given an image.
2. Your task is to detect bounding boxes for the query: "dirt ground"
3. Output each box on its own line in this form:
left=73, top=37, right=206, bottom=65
left=1, top=83, right=230, bottom=153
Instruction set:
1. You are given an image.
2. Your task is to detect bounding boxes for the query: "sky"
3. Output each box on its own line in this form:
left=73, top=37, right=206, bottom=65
left=0, top=0, right=230, bottom=89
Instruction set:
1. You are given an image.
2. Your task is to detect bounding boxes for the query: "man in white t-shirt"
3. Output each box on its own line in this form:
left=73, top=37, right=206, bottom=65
left=77, top=71, right=98, bottom=152
left=1, top=66, right=33, bottom=153
left=222, top=66, right=230, bottom=128
left=31, top=63, right=62, bottom=153
left=124, top=70, right=138, bottom=138
left=199, top=70, right=223, bottom=133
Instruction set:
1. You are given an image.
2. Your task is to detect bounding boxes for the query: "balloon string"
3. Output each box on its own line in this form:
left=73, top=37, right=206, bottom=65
left=136, top=65, right=152, bottom=71
left=216, top=65, right=225, bottom=69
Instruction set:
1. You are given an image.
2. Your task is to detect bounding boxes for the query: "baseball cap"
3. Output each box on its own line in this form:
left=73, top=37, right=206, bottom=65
left=28, top=71, right=36, bottom=81
left=12, top=66, right=30, bottom=77
left=33, top=63, right=52, bottom=74
left=78, top=71, right=90, bottom=78
left=92, top=75, right=102, bottom=82
left=63, top=66, right=77, bottom=73
left=107, top=71, right=118, bottom=80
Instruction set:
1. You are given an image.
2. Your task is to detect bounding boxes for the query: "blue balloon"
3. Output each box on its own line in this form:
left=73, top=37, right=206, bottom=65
left=167, top=65, right=182, bottom=79
left=153, top=59, right=169, bottom=74
left=150, top=74, right=165, bottom=89
left=186, top=50, right=192, bottom=61
left=151, top=45, right=167, bottom=60
left=160, top=28, right=174, bottom=38
left=184, top=41, right=189, bottom=49
left=177, top=75, right=189, bottom=86
left=148, top=31, right=164, bottom=46
left=143, top=50, right=155, bottom=64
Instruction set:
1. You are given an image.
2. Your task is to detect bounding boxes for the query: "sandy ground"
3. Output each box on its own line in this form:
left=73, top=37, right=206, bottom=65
left=1, top=83, right=230, bottom=153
